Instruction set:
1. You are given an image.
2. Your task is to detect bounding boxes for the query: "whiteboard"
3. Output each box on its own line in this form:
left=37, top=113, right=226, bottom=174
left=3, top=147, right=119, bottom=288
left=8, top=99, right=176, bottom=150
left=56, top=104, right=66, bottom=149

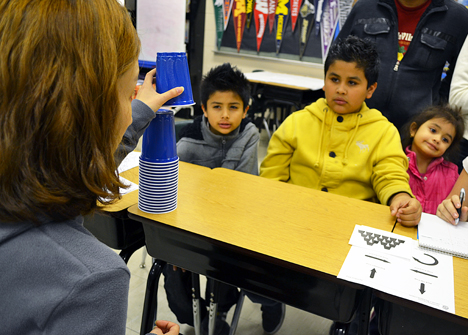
left=136, top=0, right=186, bottom=64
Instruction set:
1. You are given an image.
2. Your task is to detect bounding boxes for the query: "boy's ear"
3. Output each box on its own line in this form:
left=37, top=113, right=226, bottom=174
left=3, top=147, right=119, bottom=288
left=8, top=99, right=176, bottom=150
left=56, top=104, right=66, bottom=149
left=201, top=104, right=208, bottom=118
left=366, top=82, right=378, bottom=99
left=242, top=105, right=249, bottom=118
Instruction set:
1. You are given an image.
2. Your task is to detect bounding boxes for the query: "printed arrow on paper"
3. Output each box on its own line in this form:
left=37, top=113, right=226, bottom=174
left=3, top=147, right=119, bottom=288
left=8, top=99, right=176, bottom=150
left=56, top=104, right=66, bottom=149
left=420, top=283, right=426, bottom=294
left=223, top=0, right=234, bottom=31
left=233, top=0, right=247, bottom=52
left=290, top=0, right=303, bottom=32
left=246, top=0, right=255, bottom=29
left=214, top=0, right=225, bottom=49
left=254, top=0, right=268, bottom=52
left=370, top=268, right=376, bottom=278
left=298, top=0, right=315, bottom=60
left=275, top=0, right=290, bottom=54
left=268, top=0, right=278, bottom=33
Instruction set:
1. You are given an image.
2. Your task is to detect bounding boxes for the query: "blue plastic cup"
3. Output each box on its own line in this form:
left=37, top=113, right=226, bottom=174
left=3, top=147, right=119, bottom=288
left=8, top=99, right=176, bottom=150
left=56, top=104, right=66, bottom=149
left=156, top=52, right=195, bottom=107
left=141, top=109, right=177, bottom=162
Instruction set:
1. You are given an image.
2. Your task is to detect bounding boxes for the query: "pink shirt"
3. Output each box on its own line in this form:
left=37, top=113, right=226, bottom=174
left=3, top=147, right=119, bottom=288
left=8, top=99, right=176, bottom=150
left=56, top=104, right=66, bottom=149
left=406, top=147, right=459, bottom=215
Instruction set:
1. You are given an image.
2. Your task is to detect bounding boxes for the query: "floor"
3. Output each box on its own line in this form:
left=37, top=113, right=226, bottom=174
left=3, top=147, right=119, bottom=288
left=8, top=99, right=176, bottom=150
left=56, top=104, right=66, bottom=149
left=125, top=121, right=333, bottom=335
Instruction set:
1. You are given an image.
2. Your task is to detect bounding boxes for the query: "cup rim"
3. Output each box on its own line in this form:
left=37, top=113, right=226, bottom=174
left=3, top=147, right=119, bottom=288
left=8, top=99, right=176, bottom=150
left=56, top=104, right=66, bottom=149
left=139, top=181, right=178, bottom=188
left=139, top=158, right=179, bottom=165
left=138, top=204, right=177, bottom=214
left=139, top=173, right=178, bottom=180
left=138, top=187, right=178, bottom=195
left=139, top=166, right=179, bottom=173
left=139, top=164, right=178, bottom=169
left=139, top=176, right=178, bottom=182
left=161, top=102, right=196, bottom=108
left=139, top=197, right=177, bottom=206
left=139, top=156, right=179, bottom=163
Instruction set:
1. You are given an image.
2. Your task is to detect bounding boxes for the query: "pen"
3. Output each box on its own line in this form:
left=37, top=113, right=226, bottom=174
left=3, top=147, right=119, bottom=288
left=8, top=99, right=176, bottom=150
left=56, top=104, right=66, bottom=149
left=455, top=188, right=465, bottom=225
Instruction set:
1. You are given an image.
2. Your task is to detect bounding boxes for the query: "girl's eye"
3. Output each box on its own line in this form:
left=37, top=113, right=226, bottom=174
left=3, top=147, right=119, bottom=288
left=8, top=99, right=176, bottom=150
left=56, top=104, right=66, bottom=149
left=429, top=128, right=436, bottom=133
left=443, top=137, right=450, bottom=143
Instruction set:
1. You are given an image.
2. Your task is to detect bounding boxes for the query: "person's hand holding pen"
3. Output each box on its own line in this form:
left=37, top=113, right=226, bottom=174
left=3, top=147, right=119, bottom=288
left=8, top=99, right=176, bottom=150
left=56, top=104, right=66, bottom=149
left=437, top=188, right=467, bottom=225
left=389, top=192, right=422, bottom=227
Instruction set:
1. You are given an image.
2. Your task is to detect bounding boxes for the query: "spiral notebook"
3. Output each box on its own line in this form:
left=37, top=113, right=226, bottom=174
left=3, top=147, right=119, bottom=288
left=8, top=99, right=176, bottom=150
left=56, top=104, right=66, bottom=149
left=418, top=212, right=468, bottom=259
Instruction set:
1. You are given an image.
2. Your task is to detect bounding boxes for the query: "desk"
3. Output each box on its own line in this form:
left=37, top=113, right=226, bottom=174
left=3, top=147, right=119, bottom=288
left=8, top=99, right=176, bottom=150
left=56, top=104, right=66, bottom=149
left=245, top=71, right=325, bottom=137
left=372, top=225, right=468, bottom=334
left=128, top=162, right=397, bottom=334
left=84, top=166, right=143, bottom=263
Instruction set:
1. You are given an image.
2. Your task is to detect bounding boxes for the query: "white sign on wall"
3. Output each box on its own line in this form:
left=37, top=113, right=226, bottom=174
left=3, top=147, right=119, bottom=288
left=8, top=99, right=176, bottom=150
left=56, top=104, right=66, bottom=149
left=137, top=0, right=186, bottom=65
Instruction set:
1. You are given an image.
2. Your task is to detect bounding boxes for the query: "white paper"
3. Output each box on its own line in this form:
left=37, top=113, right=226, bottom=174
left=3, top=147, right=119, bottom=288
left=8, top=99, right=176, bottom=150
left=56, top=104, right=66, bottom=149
left=119, top=176, right=139, bottom=196
left=117, top=151, right=141, bottom=174
left=339, top=226, right=455, bottom=313
left=418, top=212, right=468, bottom=257
left=244, top=71, right=324, bottom=90
left=137, top=0, right=186, bottom=63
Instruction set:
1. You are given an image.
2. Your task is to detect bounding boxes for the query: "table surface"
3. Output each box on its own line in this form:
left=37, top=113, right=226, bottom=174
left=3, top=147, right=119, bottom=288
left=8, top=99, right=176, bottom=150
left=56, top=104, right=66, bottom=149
left=102, top=167, right=140, bottom=212
left=128, top=162, right=399, bottom=277
left=244, top=71, right=324, bottom=91
left=117, top=161, right=468, bottom=321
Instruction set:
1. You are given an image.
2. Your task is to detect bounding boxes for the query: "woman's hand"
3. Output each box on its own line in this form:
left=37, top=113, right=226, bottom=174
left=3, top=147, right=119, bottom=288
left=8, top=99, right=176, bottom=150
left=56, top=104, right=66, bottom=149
left=135, top=68, right=184, bottom=112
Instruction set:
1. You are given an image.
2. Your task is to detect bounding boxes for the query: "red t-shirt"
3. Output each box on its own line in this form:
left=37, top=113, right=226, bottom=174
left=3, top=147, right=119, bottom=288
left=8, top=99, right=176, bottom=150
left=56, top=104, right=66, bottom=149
left=395, top=0, right=432, bottom=61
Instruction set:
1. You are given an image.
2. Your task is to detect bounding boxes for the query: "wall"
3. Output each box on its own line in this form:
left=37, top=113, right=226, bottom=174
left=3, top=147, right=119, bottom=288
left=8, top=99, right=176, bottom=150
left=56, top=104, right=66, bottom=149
left=202, top=1, right=325, bottom=80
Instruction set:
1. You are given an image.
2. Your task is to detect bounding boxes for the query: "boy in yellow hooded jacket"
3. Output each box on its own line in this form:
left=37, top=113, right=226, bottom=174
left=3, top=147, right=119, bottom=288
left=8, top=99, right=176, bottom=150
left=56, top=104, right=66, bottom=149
left=260, top=36, right=422, bottom=226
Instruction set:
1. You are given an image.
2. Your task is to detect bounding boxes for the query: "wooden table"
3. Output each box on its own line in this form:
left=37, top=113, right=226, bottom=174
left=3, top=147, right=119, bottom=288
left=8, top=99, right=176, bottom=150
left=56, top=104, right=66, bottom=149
left=83, top=165, right=143, bottom=263
left=128, top=162, right=398, bottom=334
left=244, top=71, right=325, bottom=138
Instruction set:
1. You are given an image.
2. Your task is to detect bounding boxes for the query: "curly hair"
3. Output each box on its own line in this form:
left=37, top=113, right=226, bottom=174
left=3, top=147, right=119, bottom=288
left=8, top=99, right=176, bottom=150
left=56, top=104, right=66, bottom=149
left=0, top=0, right=140, bottom=223
left=325, top=35, right=380, bottom=88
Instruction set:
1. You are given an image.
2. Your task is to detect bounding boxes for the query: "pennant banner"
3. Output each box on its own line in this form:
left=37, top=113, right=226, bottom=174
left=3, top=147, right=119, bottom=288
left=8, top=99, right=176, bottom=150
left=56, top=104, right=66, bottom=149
left=321, top=0, right=339, bottom=60
left=275, top=0, right=290, bottom=54
left=314, top=0, right=324, bottom=36
left=246, top=0, right=255, bottom=29
left=299, top=0, right=315, bottom=59
left=233, top=0, right=247, bottom=52
left=214, top=0, right=224, bottom=49
left=224, top=0, right=233, bottom=31
left=254, top=0, right=268, bottom=52
left=290, top=0, right=303, bottom=32
left=268, top=0, right=278, bottom=33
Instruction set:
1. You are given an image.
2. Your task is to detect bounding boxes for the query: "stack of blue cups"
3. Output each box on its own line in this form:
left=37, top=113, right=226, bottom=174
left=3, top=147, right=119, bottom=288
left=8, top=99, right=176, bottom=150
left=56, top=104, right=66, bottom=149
left=138, top=52, right=195, bottom=214
left=138, top=109, right=179, bottom=214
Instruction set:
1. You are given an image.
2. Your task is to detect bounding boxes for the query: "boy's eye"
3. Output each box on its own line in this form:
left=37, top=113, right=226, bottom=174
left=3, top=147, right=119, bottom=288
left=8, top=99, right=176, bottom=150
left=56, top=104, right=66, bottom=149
left=348, top=81, right=357, bottom=86
left=230, top=105, right=239, bottom=110
left=330, top=77, right=339, bottom=83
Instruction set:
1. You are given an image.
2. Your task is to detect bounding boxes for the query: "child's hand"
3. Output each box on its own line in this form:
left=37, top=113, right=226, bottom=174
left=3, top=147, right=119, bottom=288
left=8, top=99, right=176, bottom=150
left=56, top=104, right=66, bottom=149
left=135, top=69, right=184, bottom=112
left=389, top=193, right=422, bottom=227
left=150, top=320, right=180, bottom=335
left=436, top=195, right=468, bottom=225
